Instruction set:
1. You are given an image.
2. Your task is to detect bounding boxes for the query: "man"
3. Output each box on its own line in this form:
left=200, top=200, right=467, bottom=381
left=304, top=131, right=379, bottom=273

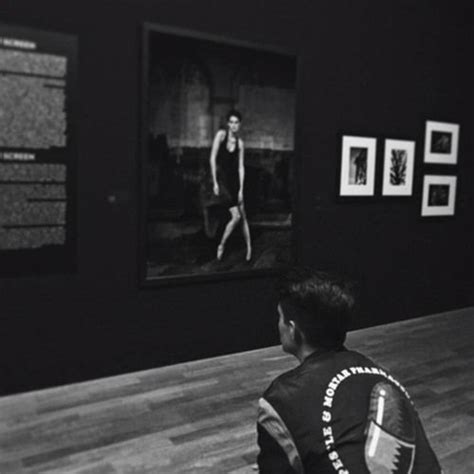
left=257, top=267, right=441, bottom=473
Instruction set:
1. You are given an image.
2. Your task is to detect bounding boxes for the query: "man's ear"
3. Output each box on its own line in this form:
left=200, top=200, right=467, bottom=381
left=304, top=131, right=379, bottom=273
left=288, top=320, right=297, bottom=338
left=289, top=320, right=303, bottom=345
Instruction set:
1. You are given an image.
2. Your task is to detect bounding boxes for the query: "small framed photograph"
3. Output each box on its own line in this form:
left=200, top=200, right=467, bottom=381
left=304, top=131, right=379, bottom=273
left=424, top=121, right=460, bottom=164
left=339, top=136, right=377, bottom=196
left=421, top=175, right=457, bottom=216
left=382, top=139, right=415, bottom=196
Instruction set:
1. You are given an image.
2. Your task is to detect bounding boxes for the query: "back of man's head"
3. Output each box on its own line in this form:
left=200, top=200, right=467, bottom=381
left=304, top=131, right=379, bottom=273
left=278, top=267, right=355, bottom=350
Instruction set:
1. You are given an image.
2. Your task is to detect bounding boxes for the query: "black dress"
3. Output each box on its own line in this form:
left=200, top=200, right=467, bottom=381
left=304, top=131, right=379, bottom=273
left=216, top=131, right=240, bottom=207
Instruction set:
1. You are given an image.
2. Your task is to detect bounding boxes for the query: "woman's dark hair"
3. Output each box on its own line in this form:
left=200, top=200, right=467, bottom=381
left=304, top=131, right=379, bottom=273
left=278, top=267, right=355, bottom=350
left=226, top=109, right=242, bottom=122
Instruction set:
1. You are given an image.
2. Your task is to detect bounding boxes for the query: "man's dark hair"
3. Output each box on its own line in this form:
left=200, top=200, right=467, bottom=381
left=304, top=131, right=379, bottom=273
left=226, top=109, right=242, bottom=122
left=278, top=267, right=355, bottom=350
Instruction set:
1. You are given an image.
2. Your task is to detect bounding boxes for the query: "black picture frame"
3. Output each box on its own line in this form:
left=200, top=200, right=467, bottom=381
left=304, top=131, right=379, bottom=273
left=139, top=23, right=299, bottom=286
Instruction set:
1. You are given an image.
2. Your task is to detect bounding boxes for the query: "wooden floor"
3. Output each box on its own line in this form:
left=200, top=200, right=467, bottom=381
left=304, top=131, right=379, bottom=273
left=0, top=307, right=473, bottom=473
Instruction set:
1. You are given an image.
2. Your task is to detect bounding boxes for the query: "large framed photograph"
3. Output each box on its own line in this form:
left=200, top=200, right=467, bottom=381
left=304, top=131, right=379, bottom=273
left=382, top=139, right=415, bottom=196
left=339, top=136, right=377, bottom=196
left=421, top=175, right=457, bottom=216
left=140, top=24, right=297, bottom=283
left=423, top=120, right=459, bottom=164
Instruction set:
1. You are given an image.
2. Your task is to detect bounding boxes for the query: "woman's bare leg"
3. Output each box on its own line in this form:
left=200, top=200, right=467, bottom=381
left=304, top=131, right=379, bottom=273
left=217, top=207, right=241, bottom=260
left=239, top=204, right=252, bottom=261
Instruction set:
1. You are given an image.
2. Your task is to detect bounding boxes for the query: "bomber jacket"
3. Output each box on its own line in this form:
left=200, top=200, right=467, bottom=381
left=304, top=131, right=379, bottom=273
left=257, top=348, right=441, bottom=474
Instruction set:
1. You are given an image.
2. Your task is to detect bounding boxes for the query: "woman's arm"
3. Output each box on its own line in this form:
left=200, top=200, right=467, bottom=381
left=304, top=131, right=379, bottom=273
left=238, top=139, right=245, bottom=203
left=210, top=130, right=224, bottom=195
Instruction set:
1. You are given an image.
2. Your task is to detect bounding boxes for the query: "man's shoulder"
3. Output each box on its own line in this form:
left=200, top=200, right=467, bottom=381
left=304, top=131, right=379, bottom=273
left=262, top=350, right=377, bottom=401
left=263, top=364, right=301, bottom=400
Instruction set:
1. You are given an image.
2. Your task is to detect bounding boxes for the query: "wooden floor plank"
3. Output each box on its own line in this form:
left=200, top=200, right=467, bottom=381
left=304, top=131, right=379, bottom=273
left=0, top=307, right=473, bottom=473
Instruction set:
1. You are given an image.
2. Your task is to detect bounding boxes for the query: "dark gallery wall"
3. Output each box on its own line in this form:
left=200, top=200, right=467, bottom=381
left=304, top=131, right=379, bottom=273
left=1, top=0, right=472, bottom=395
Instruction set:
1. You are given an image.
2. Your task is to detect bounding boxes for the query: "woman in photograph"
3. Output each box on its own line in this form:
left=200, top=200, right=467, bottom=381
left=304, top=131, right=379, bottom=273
left=209, top=109, right=252, bottom=261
